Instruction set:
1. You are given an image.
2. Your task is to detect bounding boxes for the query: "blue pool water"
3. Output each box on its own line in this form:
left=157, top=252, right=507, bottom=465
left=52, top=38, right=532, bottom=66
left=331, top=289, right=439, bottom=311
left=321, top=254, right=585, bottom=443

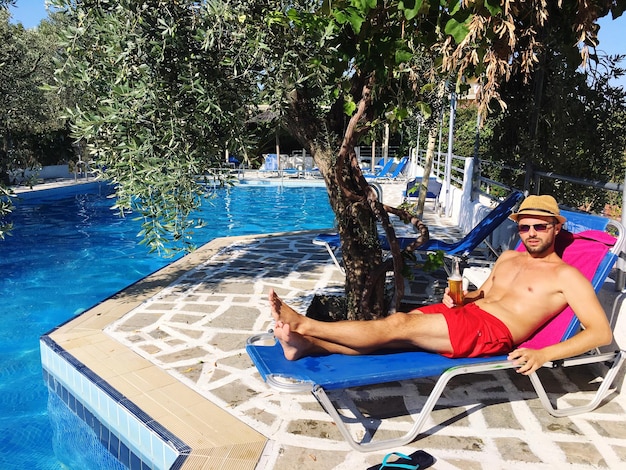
left=0, top=181, right=334, bottom=469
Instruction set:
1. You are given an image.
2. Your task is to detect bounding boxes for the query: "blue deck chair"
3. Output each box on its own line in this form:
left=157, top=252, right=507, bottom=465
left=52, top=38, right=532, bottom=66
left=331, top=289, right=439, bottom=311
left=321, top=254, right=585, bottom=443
left=404, top=177, right=443, bottom=210
left=363, top=159, right=395, bottom=179
left=259, top=154, right=279, bottom=175
left=246, top=213, right=626, bottom=452
left=281, top=167, right=301, bottom=177
left=313, top=190, right=524, bottom=272
left=362, top=157, right=385, bottom=175
left=380, top=156, right=409, bottom=180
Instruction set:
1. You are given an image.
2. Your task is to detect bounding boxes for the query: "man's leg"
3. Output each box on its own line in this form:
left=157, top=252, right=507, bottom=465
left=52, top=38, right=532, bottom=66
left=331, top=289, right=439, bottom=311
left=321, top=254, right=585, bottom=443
left=269, top=289, right=453, bottom=359
left=273, top=322, right=367, bottom=360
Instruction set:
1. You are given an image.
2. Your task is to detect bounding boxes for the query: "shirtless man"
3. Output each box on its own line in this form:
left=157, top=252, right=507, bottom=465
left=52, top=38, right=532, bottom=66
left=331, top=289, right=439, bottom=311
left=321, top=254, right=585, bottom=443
left=269, top=195, right=613, bottom=375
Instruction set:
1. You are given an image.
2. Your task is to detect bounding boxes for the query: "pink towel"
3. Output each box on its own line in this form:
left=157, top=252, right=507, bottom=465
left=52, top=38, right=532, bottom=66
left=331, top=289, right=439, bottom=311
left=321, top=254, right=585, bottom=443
left=518, top=230, right=615, bottom=349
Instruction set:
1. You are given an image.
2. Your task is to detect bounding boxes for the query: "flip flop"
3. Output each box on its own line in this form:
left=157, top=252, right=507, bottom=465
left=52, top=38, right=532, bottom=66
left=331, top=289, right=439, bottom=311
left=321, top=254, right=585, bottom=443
left=367, top=450, right=435, bottom=470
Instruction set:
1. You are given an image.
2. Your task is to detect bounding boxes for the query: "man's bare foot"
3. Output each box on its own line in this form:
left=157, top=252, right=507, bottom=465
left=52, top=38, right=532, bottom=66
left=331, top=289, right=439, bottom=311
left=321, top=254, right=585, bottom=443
left=268, top=288, right=306, bottom=334
left=273, top=322, right=312, bottom=361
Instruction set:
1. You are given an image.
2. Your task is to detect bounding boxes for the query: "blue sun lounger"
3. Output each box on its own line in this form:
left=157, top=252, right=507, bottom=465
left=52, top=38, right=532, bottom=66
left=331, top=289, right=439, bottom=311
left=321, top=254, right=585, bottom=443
left=363, top=158, right=395, bottom=179
left=404, top=177, right=443, bottom=210
left=259, top=153, right=279, bottom=176
left=381, top=156, right=409, bottom=180
left=247, top=212, right=626, bottom=452
left=361, top=157, right=385, bottom=175
left=313, top=190, right=525, bottom=272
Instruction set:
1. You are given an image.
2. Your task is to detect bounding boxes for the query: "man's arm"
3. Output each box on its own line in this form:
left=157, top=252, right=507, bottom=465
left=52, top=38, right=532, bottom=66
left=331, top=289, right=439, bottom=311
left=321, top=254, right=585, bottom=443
left=444, top=251, right=517, bottom=306
left=509, top=265, right=613, bottom=375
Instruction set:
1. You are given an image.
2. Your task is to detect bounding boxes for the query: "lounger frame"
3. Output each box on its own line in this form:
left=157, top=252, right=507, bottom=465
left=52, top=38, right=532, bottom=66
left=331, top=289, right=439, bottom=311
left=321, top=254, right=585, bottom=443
left=314, top=352, right=626, bottom=451
left=247, top=332, right=625, bottom=452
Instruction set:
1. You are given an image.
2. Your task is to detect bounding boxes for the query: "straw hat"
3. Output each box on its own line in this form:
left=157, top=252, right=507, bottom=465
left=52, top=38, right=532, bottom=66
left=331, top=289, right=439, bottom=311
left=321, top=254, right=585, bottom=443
left=509, top=195, right=566, bottom=224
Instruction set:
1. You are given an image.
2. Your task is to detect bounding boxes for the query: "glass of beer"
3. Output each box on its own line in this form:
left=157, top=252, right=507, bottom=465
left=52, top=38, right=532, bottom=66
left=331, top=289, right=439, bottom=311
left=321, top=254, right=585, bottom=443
left=448, top=274, right=464, bottom=305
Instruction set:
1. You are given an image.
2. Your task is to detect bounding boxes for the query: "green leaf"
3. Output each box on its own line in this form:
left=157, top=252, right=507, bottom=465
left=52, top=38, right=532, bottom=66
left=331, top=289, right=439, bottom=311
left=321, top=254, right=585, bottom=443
left=448, top=0, right=462, bottom=16
left=395, top=49, right=413, bottom=64
left=484, top=0, right=502, bottom=16
left=286, top=8, right=301, bottom=25
left=396, top=107, right=409, bottom=120
left=344, top=98, right=357, bottom=116
left=417, top=101, right=432, bottom=119
left=333, top=10, right=349, bottom=25
left=347, top=9, right=365, bottom=34
left=422, top=250, right=445, bottom=272
left=398, top=0, right=424, bottom=21
left=445, top=16, right=471, bottom=44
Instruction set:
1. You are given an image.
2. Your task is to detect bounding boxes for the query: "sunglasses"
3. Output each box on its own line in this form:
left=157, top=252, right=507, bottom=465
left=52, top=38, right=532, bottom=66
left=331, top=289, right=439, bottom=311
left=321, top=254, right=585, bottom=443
left=517, top=223, right=554, bottom=233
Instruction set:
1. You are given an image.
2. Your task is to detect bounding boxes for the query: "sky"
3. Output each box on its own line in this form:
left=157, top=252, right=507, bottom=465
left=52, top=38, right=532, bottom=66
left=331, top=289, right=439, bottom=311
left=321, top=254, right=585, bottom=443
left=7, top=0, right=626, bottom=89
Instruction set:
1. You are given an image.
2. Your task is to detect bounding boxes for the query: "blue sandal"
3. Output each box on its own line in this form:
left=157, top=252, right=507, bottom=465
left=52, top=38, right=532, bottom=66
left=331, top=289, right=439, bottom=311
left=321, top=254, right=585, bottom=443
left=375, top=450, right=435, bottom=470
left=380, top=452, right=418, bottom=469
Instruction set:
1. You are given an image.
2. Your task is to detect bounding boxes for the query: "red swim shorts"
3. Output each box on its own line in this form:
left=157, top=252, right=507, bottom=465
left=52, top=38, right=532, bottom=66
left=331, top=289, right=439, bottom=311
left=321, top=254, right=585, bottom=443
left=415, top=303, right=514, bottom=358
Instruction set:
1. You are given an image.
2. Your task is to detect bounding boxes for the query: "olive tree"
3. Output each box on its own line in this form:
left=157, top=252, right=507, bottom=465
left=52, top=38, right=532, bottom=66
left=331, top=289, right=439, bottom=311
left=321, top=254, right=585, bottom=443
left=51, top=0, right=626, bottom=319
left=0, top=2, right=14, bottom=236
left=50, top=0, right=260, bottom=253
left=1, top=4, right=68, bottom=238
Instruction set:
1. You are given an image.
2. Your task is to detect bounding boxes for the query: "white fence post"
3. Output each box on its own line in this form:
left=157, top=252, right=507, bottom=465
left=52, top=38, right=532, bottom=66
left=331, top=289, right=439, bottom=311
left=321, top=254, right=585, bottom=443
left=444, top=92, right=457, bottom=217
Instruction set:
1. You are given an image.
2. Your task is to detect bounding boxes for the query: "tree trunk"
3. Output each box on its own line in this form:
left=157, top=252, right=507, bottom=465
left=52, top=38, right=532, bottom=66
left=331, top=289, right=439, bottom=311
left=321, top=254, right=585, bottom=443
left=415, top=127, right=439, bottom=218
left=282, top=83, right=429, bottom=320
left=319, top=146, right=387, bottom=320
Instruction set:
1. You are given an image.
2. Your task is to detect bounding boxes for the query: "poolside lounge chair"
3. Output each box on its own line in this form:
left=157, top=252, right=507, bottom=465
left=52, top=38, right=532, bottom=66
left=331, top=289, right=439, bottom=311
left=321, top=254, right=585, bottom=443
left=363, top=159, right=395, bottom=179
left=361, top=157, right=385, bottom=175
left=313, top=190, right=524, bottom=272
left=259, top=154, right=279, bottom=175
left=246, top=212, right=626, bottom=452
left=381, top=156, right=409, bottom=180
left=280, top=167, right=301, bottom=178
left=403, top=177, right=443, bottom=210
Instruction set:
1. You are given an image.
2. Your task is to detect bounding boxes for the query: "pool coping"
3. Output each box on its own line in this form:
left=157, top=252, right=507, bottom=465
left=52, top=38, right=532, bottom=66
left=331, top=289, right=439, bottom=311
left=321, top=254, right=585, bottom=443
left=43, top=233, right=272, bottom=470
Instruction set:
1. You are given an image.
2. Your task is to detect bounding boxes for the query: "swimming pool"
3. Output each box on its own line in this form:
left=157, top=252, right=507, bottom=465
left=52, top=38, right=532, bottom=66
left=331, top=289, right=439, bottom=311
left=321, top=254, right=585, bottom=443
left=0, top=181, right=334, bottom=469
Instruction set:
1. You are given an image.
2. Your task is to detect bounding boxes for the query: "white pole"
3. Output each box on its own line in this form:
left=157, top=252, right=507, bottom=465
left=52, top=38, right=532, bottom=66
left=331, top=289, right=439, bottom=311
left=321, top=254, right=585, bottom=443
left=618, top=170, right=626, bottom=291
left=444, top=92, right=457, bottom=217
left=410, top=120, right=422, bottom=178
left=383, top=123, right=390, bottom=162
left=437, top=109, right=444, bottom=175
left=416, top=120, right=422, bottom=159
left=275, top=132, right=281, bottom=178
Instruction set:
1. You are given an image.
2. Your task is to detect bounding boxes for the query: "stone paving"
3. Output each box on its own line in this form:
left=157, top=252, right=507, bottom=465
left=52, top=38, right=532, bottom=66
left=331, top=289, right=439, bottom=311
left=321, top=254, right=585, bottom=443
left=103, top=206, right=626, bottom=470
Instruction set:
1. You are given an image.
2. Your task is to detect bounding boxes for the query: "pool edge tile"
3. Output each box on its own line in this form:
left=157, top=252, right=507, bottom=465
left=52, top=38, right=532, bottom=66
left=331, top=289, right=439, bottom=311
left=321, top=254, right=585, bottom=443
left=42, top=236, right=267, bottom=470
